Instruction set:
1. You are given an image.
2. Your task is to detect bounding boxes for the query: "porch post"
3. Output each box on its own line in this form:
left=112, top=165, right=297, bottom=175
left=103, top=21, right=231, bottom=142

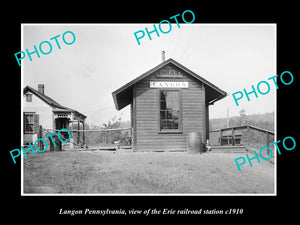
left=232, top=128, right=235, bottom=146
left=82, top=121, right=85, bottom=145
left=220, top=129, right=223, bottom=146
left=69, top=120, right=74, bottom=149
left=77, top=120, right=80, bottom=145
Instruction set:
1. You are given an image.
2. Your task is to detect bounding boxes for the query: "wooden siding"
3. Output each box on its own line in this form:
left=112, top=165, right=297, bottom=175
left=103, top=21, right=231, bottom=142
left=133, top=65, right=206, bottom=151
left=23, top=92, right=54, bottom=144
left=23, top=91, right=53, bottom=129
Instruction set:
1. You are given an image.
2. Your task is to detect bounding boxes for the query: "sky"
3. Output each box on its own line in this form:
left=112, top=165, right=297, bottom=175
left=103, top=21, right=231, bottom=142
left=22, top=24, right=276, bottom=126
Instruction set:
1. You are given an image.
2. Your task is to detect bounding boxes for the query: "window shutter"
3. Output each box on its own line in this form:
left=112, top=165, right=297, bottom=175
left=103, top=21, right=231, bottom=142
left=33, top=114, right=39, bottom=134
left=23, top=113, right=26, bottom=134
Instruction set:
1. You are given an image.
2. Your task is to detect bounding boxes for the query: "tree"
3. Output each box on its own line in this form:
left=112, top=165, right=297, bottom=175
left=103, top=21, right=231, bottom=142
left=102, top=116, right=122, bottom=144
left=237, top=109, right=248, bottom=126
left=102, top=116, right=121, bottom=129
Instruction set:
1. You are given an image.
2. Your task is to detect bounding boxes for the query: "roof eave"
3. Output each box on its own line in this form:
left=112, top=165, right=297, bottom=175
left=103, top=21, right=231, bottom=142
left=112, top=92, right=120, bottom=110
left=208, top=93, right=228, bottom=105
left=112, top=58, right=228, bottom=110
left=24, top=85, right=87, bottom=119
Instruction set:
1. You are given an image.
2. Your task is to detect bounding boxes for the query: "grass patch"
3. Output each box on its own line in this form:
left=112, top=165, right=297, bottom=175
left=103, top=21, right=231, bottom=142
left=23, top=150, right=275, bottom=194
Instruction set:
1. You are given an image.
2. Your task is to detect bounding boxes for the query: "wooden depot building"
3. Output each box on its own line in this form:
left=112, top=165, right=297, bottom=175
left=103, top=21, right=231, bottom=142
left=112, top=52, right=227, bottom=152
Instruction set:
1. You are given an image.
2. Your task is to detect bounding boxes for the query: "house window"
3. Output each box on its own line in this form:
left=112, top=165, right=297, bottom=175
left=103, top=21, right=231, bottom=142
left=26, top=94, right=32, bottom=102
left=159, top=90, right=181, bottom=132
left=24, top=113, right=34, bottom=133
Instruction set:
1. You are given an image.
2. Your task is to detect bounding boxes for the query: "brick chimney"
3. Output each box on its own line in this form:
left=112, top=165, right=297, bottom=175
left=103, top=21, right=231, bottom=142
left=161, top=51, right=165, bottom=62
left=38, top=84, right=44, bottom=95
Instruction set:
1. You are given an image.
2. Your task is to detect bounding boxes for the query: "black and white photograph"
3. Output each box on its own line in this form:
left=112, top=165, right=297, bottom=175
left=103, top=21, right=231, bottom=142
left=4, top=4, right=299, bottom=221
left=21, top=24, right=276, bottom=195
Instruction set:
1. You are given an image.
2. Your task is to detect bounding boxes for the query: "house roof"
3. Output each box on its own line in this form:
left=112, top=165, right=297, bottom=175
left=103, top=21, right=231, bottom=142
left=210, top=125, right=274, bottom=135
left=24, top=85, right=86, bottom=119
left=112, top=58, right=227, bottom=110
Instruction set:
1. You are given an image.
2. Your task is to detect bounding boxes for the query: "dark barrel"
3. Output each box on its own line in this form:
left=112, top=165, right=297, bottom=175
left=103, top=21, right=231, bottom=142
left=187, top=132, right=203, bottom=153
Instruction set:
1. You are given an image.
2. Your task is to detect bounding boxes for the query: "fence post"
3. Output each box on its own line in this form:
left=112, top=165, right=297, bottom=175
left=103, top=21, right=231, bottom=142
left=266, top=131, right=270, bottom=155
left=220, top=129, right=223, bottom=145
left=38, top=125, right=44, bottom=150
left=77, top=121, right=80, bottom=147
left=232, top=128, right=235, bottom=146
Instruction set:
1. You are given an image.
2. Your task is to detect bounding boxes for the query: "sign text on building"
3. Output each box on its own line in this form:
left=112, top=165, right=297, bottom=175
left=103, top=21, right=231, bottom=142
left=150, top=82, right=189, bottom=88
left=156, top=66, right=183, bottom=78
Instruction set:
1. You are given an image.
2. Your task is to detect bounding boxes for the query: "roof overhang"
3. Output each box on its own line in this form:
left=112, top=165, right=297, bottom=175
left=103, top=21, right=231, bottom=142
left=24, top=85, right=87, bottom=119
left=112, top=58, right=227, bottom=110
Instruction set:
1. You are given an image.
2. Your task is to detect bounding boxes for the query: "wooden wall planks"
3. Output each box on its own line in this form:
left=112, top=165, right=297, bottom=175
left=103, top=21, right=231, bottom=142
left=132, top=66, right=206, bottom=152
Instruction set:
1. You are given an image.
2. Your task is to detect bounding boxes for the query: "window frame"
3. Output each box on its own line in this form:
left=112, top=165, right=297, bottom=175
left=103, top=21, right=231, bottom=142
left=157, top=89, right=182, bottom=134
left=26, top=93, right=32, bottom=102
left=24, top=112, right=35, bottom=134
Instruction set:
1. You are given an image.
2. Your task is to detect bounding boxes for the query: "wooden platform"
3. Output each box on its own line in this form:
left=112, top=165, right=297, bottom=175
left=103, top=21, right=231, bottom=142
left=209, top=145, right=247, bottom=153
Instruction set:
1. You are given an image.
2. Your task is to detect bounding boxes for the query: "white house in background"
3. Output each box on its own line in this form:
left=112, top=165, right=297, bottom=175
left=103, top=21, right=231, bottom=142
left=23, top=84, right=86, bottom=146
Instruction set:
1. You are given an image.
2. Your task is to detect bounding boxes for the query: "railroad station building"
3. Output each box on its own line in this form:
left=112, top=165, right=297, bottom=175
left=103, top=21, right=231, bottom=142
left=112, top=52, right=227, bottom=152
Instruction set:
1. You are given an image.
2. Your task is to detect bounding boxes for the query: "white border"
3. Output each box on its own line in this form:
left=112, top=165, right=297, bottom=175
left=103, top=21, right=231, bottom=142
left=21, top=23, right=277, bottom=196
left=21, top=24, right=24, bottom=195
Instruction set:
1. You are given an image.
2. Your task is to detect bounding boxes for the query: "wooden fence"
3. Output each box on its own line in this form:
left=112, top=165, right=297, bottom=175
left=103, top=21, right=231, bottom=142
left=210, top=125, right=275, bottom=148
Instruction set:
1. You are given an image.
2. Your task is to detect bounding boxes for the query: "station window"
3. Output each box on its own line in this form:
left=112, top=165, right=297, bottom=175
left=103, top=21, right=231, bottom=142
left=159, top=90, right=182, bottom=132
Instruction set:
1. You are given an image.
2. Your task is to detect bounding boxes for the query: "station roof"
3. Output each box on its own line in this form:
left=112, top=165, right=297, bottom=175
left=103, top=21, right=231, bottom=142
left=112, top=58, right=227, bottom=110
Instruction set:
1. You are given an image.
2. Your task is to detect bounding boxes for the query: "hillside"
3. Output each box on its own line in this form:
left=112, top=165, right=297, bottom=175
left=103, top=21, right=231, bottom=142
left=210, top=111, right=274, bottom=132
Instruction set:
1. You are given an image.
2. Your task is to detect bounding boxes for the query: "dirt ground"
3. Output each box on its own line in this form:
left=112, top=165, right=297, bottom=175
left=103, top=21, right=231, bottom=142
left=23, top=149, right=275, bottom=194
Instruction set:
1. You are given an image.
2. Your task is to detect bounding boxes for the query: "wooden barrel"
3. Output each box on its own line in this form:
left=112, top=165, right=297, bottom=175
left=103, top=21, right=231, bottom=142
left=187, top=132, right=203, bottom=153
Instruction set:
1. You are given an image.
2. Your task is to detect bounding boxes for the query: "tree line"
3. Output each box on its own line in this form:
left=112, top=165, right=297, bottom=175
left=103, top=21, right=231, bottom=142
left=209, top=110, right=274, bottom=132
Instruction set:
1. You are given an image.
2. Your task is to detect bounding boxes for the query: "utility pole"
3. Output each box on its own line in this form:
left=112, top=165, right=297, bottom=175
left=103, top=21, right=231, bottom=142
left=226, top=107, right=229, bottom=128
